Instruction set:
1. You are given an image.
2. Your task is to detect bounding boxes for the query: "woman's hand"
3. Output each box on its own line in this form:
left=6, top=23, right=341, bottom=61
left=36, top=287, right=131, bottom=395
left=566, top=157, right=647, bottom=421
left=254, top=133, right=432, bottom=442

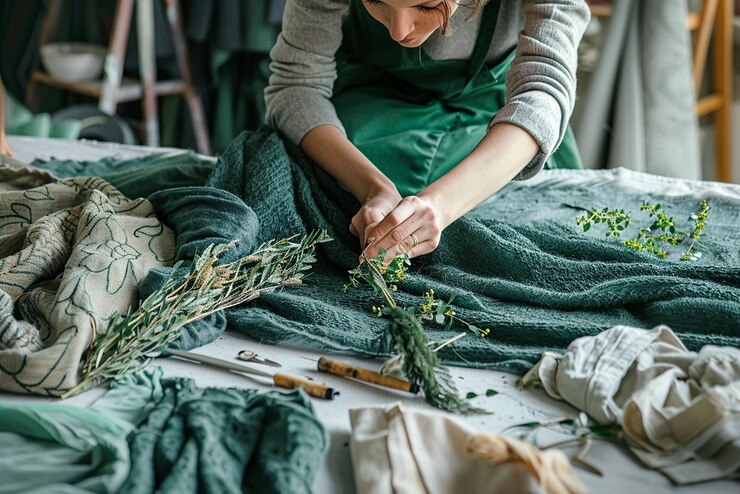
left=363, top=192, right=445, bottom=262
left=0, top=133, right=12, bottom=157
left=350, top=184, right=402, bottom=247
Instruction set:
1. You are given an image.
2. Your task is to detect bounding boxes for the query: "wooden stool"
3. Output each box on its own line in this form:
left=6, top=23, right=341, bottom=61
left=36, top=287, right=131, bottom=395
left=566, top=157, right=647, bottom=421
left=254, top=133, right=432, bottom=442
left=26, top=0, right=211, bottom=154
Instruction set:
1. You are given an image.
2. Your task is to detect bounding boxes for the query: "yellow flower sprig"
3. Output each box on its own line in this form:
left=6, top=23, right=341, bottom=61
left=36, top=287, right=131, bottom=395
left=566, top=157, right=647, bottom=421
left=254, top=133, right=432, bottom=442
left=577, top=200, right=710, bottom=261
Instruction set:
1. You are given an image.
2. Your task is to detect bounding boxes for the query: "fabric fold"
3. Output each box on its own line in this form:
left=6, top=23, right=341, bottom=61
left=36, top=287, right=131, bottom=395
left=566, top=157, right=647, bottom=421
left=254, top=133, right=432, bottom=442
left=521, top=325, right=740, bottom=484
left=0, top=162, right=175, bottom=395
left=349, top=404, right=585, bottom=494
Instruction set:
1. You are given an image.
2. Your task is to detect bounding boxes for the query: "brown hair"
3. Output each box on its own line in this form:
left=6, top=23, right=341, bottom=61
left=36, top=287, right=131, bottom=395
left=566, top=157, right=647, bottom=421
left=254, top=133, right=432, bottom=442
left=437, top=0, right=488, bottom=35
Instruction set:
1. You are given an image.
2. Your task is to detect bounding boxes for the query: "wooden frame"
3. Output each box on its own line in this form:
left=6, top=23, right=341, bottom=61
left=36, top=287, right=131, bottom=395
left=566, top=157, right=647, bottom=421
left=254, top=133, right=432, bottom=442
left=25, top=0, right=211, bottom=154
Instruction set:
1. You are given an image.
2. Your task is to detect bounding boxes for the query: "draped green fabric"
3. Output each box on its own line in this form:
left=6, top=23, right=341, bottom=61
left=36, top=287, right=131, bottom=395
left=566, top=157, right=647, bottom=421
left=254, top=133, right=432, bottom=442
left=33, top=129, right=740, bottom=372
left=0, top=366, right=327, bottom=494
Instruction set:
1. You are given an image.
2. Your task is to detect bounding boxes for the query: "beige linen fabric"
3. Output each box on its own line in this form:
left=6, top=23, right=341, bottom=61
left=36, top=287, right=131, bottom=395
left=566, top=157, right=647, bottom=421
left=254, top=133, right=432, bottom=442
left=349, top=404, right=586, bottom=494
left=0, top=161, right=174, bottom=395
left=521, top=325, right=740, bottom=484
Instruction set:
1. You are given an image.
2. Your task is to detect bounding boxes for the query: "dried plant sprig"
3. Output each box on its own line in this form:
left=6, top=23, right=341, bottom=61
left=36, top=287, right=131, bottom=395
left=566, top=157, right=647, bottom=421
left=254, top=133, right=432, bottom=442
left=61, top=231, right=332, bottom=399
left=417, top=289, right=491, bottom=338
left=346, top=249, right=483, bottom=414
left=576, top=200, right=710, bottom=261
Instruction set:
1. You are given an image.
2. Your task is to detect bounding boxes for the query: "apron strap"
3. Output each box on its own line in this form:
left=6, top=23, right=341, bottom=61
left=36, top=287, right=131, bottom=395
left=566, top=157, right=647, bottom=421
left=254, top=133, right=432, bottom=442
left=465, top=0, right=501, bottom=83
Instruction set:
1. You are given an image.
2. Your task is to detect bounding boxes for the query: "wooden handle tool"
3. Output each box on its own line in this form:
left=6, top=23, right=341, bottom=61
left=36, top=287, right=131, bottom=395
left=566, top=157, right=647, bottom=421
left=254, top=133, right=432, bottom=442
left=317, top=356, right=418, bottom=393
left=165, top=349, right=338, bottom=400
left=273, top=373, right=338, bottom=399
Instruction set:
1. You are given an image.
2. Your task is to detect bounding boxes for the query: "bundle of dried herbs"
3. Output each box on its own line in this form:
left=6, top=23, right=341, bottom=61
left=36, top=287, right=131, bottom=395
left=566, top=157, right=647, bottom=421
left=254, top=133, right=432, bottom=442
left=61, top=231, right=331, bottom=399
left=345, top=251, right=486, bottom=414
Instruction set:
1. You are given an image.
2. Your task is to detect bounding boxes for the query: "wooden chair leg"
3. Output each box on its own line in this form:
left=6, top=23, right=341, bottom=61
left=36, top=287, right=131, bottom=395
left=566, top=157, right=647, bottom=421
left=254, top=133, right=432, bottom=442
left=136, top=0, right=159, bottom=147
left=714, top=0, right=732, bottom=182
left=99, top=0, right=134, bottom=115
left=165, top=0, right=211, bottom=155
left=25, top=0, right=62, bottom=112
left=692, top=0, right=719, bottom=96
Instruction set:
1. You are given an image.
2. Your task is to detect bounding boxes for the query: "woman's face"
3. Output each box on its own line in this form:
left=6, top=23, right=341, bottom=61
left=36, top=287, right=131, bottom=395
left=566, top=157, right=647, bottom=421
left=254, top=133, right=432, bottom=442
left=362, top=0, right=458, bottom=48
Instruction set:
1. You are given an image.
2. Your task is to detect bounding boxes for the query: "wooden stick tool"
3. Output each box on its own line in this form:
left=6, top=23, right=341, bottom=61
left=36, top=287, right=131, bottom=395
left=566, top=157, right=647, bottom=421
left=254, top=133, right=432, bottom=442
left=165, top=348, right=338, bottom=400
left=315, top=356, right=419, bottom=393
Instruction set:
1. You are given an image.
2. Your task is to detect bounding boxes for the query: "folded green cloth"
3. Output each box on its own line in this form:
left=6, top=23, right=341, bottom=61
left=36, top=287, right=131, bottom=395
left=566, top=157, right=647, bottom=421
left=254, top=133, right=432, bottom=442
left=120, top=379, right=327, bottom=494
left=33, top=130, right=740, bottom=372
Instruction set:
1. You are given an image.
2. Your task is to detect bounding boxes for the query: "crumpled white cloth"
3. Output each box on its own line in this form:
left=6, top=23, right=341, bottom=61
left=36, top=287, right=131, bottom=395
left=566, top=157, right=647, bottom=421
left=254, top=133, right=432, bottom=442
left=520, top=325, right=740, bottom=484
left=349, top=404, right=586, bottom=494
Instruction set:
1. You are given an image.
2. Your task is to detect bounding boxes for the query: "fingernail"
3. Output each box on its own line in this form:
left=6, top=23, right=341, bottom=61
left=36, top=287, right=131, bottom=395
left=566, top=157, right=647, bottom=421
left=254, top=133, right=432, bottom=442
left=365, top=237, right=375, bottom=246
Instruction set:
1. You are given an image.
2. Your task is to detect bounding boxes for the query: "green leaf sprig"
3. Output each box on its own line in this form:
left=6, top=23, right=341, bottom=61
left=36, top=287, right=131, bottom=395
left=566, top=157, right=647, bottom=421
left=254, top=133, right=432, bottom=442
left=61, top=231, right=331, bottom=399
left=345, top=250, right=488, bottom=414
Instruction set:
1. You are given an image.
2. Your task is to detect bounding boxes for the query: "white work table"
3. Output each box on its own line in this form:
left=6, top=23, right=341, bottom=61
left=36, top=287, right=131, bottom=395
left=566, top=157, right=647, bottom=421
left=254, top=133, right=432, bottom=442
left=2, top=136, right=737, bottom=494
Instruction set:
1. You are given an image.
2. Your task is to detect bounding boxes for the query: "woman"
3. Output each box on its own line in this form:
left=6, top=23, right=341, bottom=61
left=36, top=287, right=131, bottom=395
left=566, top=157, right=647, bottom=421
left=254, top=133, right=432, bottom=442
left=266, top=0, right=589, bottom=261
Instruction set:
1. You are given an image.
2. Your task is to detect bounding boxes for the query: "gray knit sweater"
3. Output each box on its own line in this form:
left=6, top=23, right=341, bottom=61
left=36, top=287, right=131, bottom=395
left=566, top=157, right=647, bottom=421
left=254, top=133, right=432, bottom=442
left=265, top=0, right=590, bottom=177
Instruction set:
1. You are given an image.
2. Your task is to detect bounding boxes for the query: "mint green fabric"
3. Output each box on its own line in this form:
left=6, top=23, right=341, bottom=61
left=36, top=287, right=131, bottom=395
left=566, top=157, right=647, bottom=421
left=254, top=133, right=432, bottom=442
left=0, top=368, right=163, bottom=494
left=120, top=378, right=327, bottom=494
left=32, top=129, right=740, bottom=372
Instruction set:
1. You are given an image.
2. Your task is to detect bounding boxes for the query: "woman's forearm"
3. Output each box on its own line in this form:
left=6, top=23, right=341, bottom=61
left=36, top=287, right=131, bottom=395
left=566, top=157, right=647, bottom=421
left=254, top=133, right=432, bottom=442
left=300, top=124, right=396, bottom=200
left=418, top=123, right=539, bottom=227
left=0, top=81, right=5, bottom=137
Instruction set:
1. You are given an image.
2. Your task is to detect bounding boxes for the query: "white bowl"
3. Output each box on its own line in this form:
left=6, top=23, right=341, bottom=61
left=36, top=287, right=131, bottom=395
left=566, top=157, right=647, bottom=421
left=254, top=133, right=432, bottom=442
left=40, top=42, right=107, bottom=83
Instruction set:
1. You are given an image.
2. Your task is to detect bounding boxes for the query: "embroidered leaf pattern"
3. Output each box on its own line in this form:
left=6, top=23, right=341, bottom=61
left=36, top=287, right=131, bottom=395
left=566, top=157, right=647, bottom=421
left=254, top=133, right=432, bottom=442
left=0, top=171, right=174, bottom=396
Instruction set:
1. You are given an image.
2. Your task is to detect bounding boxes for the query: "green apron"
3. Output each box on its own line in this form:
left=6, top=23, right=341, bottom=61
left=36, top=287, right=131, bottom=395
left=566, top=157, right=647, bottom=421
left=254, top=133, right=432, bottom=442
left=332, top=0, right=582, bottom=197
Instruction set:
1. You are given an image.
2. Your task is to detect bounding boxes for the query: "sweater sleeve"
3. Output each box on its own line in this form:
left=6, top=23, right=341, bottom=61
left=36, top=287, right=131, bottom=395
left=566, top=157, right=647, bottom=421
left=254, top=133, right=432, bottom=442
left=264, top=0, right=349, bottom=146
left=489, top=0, right=590, bottom=179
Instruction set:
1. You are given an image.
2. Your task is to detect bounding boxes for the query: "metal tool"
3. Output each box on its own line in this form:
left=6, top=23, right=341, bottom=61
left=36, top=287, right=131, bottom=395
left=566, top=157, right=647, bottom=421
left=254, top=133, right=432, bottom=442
left=165, top=348, right=338, bottom=400
left=306, top=356, right=418, bottom=394
left=236, top=350, right=281, bottom=368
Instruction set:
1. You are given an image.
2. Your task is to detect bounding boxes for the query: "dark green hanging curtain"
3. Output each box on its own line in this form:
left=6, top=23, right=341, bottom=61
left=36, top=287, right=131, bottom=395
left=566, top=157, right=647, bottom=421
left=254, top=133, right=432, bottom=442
left=0, top=0, right=282, bottom=154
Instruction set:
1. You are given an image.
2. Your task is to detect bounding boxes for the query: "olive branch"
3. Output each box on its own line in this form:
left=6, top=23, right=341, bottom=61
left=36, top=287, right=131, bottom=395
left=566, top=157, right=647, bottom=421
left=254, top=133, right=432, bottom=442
left=61, top=231, right=331, bottom=399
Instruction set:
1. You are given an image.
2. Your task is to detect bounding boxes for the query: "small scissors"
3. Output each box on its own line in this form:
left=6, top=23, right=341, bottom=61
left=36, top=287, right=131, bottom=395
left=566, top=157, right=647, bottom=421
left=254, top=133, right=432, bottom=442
left=237, top=350, right=281, bottom=368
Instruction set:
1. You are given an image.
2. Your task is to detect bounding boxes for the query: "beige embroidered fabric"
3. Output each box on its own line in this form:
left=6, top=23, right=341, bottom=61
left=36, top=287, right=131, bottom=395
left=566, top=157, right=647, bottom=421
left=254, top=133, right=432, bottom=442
left=521, top=325, right=740, bottom=485
left=0, top=159, right=174, bottom=395
left=349, top=404, right=586, bottom=494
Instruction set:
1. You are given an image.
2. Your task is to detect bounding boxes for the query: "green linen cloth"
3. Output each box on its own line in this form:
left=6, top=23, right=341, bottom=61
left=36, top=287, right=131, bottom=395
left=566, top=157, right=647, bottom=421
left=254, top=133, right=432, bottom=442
left=0, top=368, right=163, bottom=494
left=33, top=129, right=740, bottom=372
left=120, top=378, right=328, bottom=494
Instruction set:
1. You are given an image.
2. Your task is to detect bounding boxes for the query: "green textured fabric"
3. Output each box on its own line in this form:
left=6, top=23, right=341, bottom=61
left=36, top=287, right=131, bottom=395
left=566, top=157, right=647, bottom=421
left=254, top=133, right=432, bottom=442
left=0, top=368, right=163, bottom=494
left=31, top=130, right=740, bottom=372
left=201, top=130, right=738, bottom=372
left=120, top=378, right=328, bottom=494
left=333, top=0, right=581, bottom=197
